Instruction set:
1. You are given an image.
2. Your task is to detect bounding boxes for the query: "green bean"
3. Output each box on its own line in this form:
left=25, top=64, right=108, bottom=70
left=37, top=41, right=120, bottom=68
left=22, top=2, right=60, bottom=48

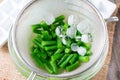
left=66, top=61, right=80, bottom=72
left=69, top=54, right=78, bottom=64
left=40, top=21, right=48, bottom=30
left=83, top=43, right=91, bottom=50
left=32, top=24, right=43, bottom=34
left=53, top=15, right=65, bottom=24
left=63, top=23, right=69, bottom=30
left=34, top=35, right=42, bottom=43
left=34, top=48, right=47, bottom=59
left=57, top=37, right=63, bottom=49
left=77, top=41, right=82, bottom=46
left=41, top=41, right=56, bottom=46
left=57, top=54, right=69, bottom=65
left=54, top=48, right=64, bottom=55
left=47, top=52, right=53, bottom=57
left=44, top=63, right=53, bottom=74
left=51, top=31, right=57, bottom=39
left=50, top=61, right=59, bottom=74
left=41, top=31, right=51, bottom=40
left=32, top=39, right=43, bottom=49
left=79, top=56, right=90, bottom=62
left=51, top=53, right=63, bottom=61
left=33, top=30, right=42, bottom=34
left=30, top=46, right=36, bottom=52
left=31, top=52, right=44, bottom=68
left=65, top=48, right=71, bottom=54
left=50, top=24, right=56, bottom=30
left=60, top=54, right=73, bottom=68
left=32, top=24, right=41, bottom=31
left=85, top=50, right=92, bottom=56
left=76, top=31, right=82, bottom=36
left=66, top=38, right=72, bottom=47
left=31, top=15, right=93, bottom=74
left=45, top=46, right=57, bottom=51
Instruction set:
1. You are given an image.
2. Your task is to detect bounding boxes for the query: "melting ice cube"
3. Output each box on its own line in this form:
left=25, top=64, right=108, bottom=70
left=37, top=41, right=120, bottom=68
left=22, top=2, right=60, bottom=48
left=62, top=36, right=67, bottom=45
left=77, top=47, right=86, bottom=56
left=68, top=15, right=80, bottom=25
left=43, top=15, right=55, bottom=25
left=81, top=34, right=89, bottom=43
left=55, top=27, right=61, bottom=36
left=71, top=43, right=79, bottom=51
left=77, top=20, right=90, bottom=34
left=66, top=25, right=77, bottom=38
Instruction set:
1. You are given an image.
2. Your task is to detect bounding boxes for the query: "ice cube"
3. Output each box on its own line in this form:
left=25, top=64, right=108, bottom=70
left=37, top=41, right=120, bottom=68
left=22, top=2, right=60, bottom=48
left=77, top=47, right=86, bottom=56
left=77, top=20, right=90, bottom=34
left=43, top=15, right=55, bottom=25
left=71, top=43, right=79, bottom=51
left=55, top=27, right=61, bottom=36
left=62, top=36, right=67, bottom=45
left=68, top=15, right=80, bottom=25
left=81, top=34, right=89, bottom=43
left=66, top=25, right=77, bottom=38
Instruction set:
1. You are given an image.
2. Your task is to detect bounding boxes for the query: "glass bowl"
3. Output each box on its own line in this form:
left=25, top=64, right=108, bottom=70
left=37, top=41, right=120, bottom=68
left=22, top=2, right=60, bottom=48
left=8, top=0, right=108, bottom=80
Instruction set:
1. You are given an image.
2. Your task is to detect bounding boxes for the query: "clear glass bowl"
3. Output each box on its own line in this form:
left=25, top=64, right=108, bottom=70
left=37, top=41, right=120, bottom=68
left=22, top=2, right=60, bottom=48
left=8, top=0, right=108, bottom=80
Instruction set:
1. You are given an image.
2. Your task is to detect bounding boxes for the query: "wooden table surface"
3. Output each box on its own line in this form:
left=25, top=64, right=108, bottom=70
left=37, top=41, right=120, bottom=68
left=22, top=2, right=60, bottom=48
left=0, top=0, right=120, bottom=80
left=107, top=7, right=120, bottom=80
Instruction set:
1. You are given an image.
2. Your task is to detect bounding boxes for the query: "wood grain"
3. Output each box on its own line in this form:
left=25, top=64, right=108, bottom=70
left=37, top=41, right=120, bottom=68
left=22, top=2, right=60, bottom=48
left=107, top=7, right=120, bottom=80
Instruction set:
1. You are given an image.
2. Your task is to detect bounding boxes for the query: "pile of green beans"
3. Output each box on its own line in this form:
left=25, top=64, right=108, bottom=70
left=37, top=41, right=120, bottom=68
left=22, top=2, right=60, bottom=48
left=31, top=15, right=92, bottom=74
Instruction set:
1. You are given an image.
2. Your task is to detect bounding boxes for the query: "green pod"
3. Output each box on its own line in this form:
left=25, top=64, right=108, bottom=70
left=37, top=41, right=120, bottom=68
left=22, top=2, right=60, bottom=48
left=85, top=50, right=92, bottom=56
left=44, top=63, right=54, bottom=74
left=83, top=43, right=91, bottom=50
left=41, top=41, right=56, bottom=46
left=57, top=54, right=69, bottom=66
left=41, top=31, right=51, bottom=40
left=65, top=48, right=71, bottom=54
left=60, top=54, right=73, bottom=68
left=63, top=23, right=69, bottom=30
left=32, top=24, right=43, bottom=34
left=45, top=46, right=58, bottom=51
left=50, top=61, right=59, bottom=74
left=32, top=39, right=43, bottom=49
left=69, top=54, right=78, bottom=64
left=51, top=53, right=63, bottom=62
left=66, top=38, right=72, bottom=47
left=47, top=52, right=53, bottom=57
left=31, top=52, right=44, bottom=68
left=34, top=48, right=47, bottom=59
left=76, top=31, right=82, bottom=36
left=34, top=35, right=42, bottom=43
left=51, top=31, right=57, bottom=39
left=40, top=21, right=48, bottom=30
left=32, top=24, right=41, bottom=30
left=54, top=48, right=64, bottom=55
left=77, top=41, right=83, bottom=46
left=53, top=15, right=65, bottom=24
left=33, top=30, right=41, bottom=34
left=57, top=37, right=63, bottom=49
left=66, top=61, right=80, bottom=72
left=50, top=24, right=56, bottom=31
left=79, top=56, right=90, bottom=62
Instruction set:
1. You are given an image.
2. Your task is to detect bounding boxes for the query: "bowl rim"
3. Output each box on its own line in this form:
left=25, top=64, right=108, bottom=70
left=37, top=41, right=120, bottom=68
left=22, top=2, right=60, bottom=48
left=11, top=0, right=108, bottom=78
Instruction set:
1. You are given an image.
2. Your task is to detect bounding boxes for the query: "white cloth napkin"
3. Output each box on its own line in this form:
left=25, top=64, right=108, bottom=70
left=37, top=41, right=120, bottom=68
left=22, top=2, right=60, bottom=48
left=0, top=0, right=116, bottom=48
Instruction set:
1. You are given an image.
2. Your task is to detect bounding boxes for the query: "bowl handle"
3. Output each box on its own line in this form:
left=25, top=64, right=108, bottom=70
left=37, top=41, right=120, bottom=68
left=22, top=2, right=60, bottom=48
left=105, top=16, right=119, bottom=22
left=27, top=72, right=36, bottom=80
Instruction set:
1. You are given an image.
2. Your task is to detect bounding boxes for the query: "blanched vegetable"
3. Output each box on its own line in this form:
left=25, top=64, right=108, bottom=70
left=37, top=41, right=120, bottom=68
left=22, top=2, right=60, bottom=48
left=31, top=15, right=92, bottom=74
